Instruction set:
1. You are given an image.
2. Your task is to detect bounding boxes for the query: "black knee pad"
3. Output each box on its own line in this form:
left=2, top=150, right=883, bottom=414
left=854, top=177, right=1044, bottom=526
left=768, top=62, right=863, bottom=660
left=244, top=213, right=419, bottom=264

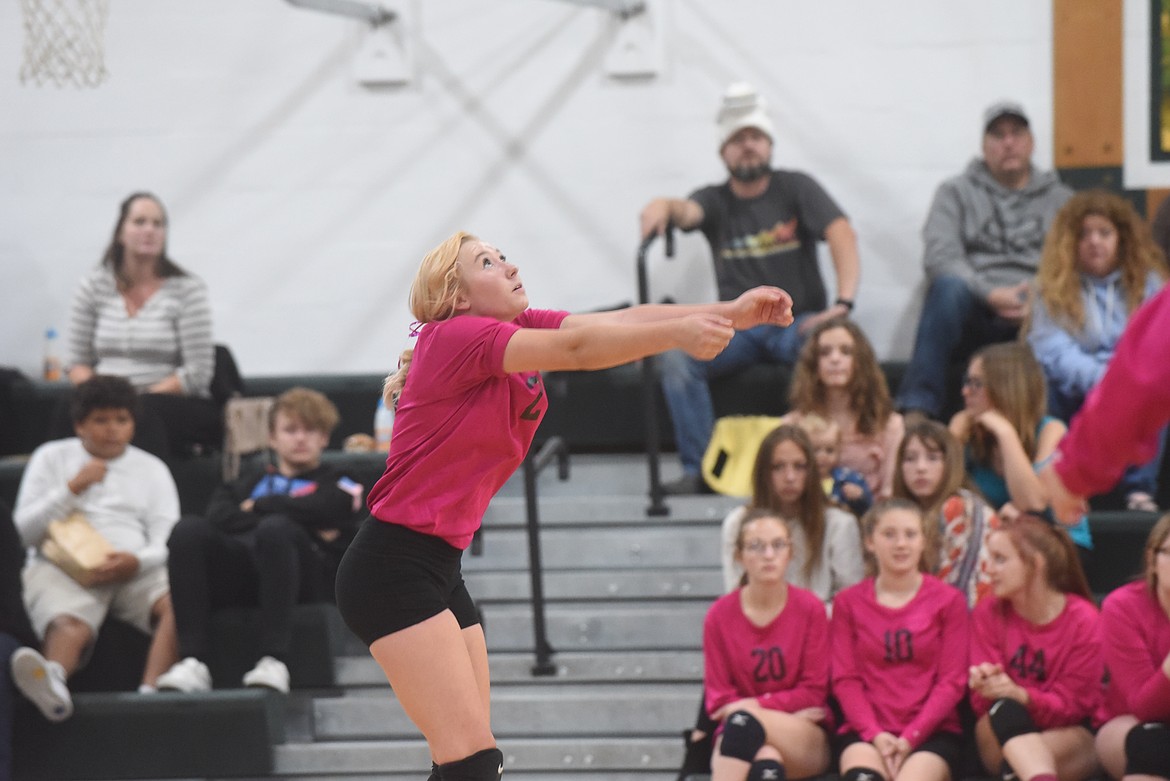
left=987, top=698, right=1037, bottom=746
left=719, top=710, right=766, bottom=762
left=843, top=767, right=885, bottom=781
left=437, top=747, right=504, bottom=781
left=748, top=758, right=786, bottom=781
left=1125, top=722, right=1170, bottom=777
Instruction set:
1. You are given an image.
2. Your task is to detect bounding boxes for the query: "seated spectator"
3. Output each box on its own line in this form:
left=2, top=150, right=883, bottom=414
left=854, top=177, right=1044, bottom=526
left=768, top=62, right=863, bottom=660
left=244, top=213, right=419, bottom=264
left=639, top=81, right=861, bottom=494
left=1026, top=189, right=1167, bottom=511
left=677, top=425, right=862, bottom=779
left=720, top=424, right=865, bottom=601
left=892, top=418, right=1000, bottom=606
left=949, top=343, right=1092, bottom=557
left=704, top=508, right=832, bottom=781
left=793, top=413, right=872, bottom=517
left=12, top=376, right=180, bottom=720
left=1, top=499, right=40, bottom=777
left=785, top=318, right=904, bottom=499
left=831, top=499, right=970, bottom=781
left=1094, top=513, right=1170, bottom=781
left=896, top=101, right=1072, bottom=421
left=968, top=518, right=1102, bottom=781
left=156, top=388, right=362, bottom=694
left=62, top=192, right=221, bottom=458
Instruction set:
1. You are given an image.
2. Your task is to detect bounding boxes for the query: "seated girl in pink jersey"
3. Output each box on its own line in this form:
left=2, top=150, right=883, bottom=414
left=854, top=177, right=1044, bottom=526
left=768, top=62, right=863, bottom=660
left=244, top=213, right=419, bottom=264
left=968, top=518, right=1102, bottom=781
left=704, top=508, right=832, bottom=781
left=892, top=419, right=1000, bottom=607
left=831, top=499, right=970, bottom=781
left=1095, top=513, right=1170, bottom=781
left=334, top=231, right=795, bottom=781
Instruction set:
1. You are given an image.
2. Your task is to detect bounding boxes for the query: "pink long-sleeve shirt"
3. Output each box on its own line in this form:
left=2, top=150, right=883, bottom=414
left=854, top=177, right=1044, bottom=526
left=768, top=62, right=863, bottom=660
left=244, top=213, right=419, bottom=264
left=1099, top=580, right=1170, bottom=722
left=366, top=309, right=568, bottom=549
left=830, top=575, right=969, bottom=748
left=703, top=585, right=829, bottom=720
left=969, top=594, right=1104, bottom=729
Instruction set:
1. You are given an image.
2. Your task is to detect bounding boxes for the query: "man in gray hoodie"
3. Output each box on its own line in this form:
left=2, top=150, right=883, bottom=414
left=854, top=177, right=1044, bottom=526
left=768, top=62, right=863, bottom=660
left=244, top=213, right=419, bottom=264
left=895, top=101, right=1073, bottom=420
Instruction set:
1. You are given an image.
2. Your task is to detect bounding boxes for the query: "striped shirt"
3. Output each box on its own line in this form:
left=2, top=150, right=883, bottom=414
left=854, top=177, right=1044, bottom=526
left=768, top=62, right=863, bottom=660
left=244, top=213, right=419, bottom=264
left=68, top=266, right=214, bottom=397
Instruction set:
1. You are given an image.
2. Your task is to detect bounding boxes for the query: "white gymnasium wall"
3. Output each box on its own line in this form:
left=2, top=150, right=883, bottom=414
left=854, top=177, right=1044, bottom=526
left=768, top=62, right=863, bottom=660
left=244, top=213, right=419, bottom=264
left=0, top=0, right=1057, bottom=377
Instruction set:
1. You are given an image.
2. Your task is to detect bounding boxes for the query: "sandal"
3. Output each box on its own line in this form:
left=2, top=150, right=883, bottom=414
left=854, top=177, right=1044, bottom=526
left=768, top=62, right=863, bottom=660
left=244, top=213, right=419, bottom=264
left=1126, top=491, right=1159, bottom=512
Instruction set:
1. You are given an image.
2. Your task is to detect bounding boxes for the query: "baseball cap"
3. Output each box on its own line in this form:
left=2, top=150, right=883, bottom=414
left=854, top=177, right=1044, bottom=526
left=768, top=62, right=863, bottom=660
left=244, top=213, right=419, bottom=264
left=983, top=100, right=1030, bottom=133
left=717, top=82, right=775, bottom=149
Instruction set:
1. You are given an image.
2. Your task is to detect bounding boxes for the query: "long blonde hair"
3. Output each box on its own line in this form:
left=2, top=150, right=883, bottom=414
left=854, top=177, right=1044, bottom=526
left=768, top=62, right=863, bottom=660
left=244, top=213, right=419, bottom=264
left=1028, top=190, right=1166, bottom=333
left=383, top=231, right=478, bottom=406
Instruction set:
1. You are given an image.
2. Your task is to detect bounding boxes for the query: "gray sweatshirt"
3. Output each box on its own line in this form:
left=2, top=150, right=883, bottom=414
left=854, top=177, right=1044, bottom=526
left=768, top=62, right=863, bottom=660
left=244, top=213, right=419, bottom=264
left=921, top=158, right=1072, bottom=300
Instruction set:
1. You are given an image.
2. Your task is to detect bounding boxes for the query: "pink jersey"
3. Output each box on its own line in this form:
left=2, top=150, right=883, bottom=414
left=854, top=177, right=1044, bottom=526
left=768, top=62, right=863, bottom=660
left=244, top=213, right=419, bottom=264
left=1099, top=580, right=1170, bottom=722
left=366, top=309, right=568, bottom=548
left=969, top=594, right=1103, bottom=729
left=703, top=585, right=829, bottom=719
left=830, top=575, right=969, bottom=748
left=1056, top=284, right=1170, bottom=496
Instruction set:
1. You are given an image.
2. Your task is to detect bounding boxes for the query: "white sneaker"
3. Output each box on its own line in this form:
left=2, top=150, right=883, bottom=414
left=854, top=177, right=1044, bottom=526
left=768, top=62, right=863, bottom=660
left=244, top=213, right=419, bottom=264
left=242, top=656, right=289, bottom=693
left=156, top=657, right=212, bottom=693
left=10, top=647, right=73, bottom=722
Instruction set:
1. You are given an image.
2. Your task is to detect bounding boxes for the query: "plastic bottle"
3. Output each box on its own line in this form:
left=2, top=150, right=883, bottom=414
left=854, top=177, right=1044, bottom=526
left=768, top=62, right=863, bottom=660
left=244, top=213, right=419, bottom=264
left=43, top=327, right=62, bottom=382
left=374, top=397, right=394, bottom=451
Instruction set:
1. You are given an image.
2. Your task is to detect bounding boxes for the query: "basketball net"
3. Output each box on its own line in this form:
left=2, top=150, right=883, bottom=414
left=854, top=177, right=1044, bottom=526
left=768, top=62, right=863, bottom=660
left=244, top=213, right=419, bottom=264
left=19, top=0, right=111, bottom=88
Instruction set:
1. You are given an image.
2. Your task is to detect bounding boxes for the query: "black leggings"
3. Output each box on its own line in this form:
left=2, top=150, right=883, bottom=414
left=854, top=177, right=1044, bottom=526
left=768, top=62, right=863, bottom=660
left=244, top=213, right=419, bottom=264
left=166, top=513, right=334, bottom=660
left=335, top=517, right=479, bottom=647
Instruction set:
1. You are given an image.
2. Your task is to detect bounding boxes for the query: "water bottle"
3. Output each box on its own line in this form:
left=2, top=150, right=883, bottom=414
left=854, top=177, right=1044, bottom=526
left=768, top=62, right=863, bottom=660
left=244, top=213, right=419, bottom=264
left=43, top=327, right=62, bottom=382
left=374, top=397, right=394, bottom=451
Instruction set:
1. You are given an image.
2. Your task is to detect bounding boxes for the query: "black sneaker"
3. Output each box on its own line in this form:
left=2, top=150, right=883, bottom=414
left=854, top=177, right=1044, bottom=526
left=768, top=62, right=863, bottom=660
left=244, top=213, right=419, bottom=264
left=661, top=474, right=712, bottom=495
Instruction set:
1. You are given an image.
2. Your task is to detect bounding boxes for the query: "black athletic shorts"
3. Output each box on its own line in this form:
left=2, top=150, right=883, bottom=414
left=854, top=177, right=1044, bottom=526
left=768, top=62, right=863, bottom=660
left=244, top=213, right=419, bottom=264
left=335, top=516, right=480, bottom=646
left=834, top=730, right=964, bottom=777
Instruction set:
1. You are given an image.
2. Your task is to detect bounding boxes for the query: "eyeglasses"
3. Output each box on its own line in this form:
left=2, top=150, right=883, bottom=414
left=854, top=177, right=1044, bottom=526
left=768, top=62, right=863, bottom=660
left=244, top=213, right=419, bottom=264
left=962, top=374, right=985, bottom=391
left=743, top=540, right=791, bottom=555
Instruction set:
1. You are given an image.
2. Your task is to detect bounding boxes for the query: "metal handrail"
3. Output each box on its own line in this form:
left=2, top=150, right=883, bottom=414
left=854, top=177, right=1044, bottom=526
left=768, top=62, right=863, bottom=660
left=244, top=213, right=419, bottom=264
left=522, top=436, right=570, bottom=675
left=636, top=228, right=674, bottom=517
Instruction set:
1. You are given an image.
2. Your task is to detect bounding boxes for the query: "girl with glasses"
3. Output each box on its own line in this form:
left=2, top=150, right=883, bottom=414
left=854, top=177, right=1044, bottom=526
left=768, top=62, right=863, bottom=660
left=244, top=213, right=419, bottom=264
left=968, top=518, right=1102, bottom=781
left=948, top=342, right=1092, bottom=559
left=704, top=508, right=832, bottom=781
left=830, top=499, right=970, bottom=781
left=1095, top=513, right=1170, bottom=781
left=892, top=419, right=1000, bottom=606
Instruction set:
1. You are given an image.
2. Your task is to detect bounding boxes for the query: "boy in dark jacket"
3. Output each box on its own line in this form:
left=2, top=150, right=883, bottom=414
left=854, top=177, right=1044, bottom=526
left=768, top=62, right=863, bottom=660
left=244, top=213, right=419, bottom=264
left=157, top=388, right=362, bottom=693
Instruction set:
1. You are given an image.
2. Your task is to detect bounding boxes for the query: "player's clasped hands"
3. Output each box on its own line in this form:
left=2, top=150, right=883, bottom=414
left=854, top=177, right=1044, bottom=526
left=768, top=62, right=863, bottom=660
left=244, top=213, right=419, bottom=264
left=676, top=313, right=735, bottom=361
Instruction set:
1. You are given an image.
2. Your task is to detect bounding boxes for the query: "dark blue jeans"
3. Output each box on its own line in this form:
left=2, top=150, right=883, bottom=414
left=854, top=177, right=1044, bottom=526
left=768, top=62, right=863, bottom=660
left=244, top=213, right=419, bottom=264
left=896, top=274, right=1019, bottom=418
left=660, top=318, right=809, bottom=476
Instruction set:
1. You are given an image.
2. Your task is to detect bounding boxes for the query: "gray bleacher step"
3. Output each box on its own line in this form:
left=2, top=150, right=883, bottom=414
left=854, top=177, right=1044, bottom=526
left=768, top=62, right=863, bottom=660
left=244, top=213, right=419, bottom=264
left=329, top=600, right=708, bottom=657
left=463, top=525, right=724, bottom=571
left=313, top=682, right=700, bottom=740
left=464, top=567, right=722, bottom=602
left=480, top=600, right=707, bottom=652
left=275, top=736, right=683, bottom=775
left=482, top=491, right=741, bottom=527
left=335, top=649, right=704, bottom=687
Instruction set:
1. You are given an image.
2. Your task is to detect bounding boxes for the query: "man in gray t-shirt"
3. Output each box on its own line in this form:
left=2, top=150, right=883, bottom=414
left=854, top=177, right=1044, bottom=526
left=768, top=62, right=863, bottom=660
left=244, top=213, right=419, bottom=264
left=640, top=82, right=861, bottom=495
left=894, top=101, right=1072, bottom=420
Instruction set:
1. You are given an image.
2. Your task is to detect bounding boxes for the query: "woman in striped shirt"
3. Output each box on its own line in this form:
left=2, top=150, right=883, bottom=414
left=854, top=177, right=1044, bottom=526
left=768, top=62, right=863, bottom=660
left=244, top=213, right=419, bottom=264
left=66, top=192, right=220, bottom=457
